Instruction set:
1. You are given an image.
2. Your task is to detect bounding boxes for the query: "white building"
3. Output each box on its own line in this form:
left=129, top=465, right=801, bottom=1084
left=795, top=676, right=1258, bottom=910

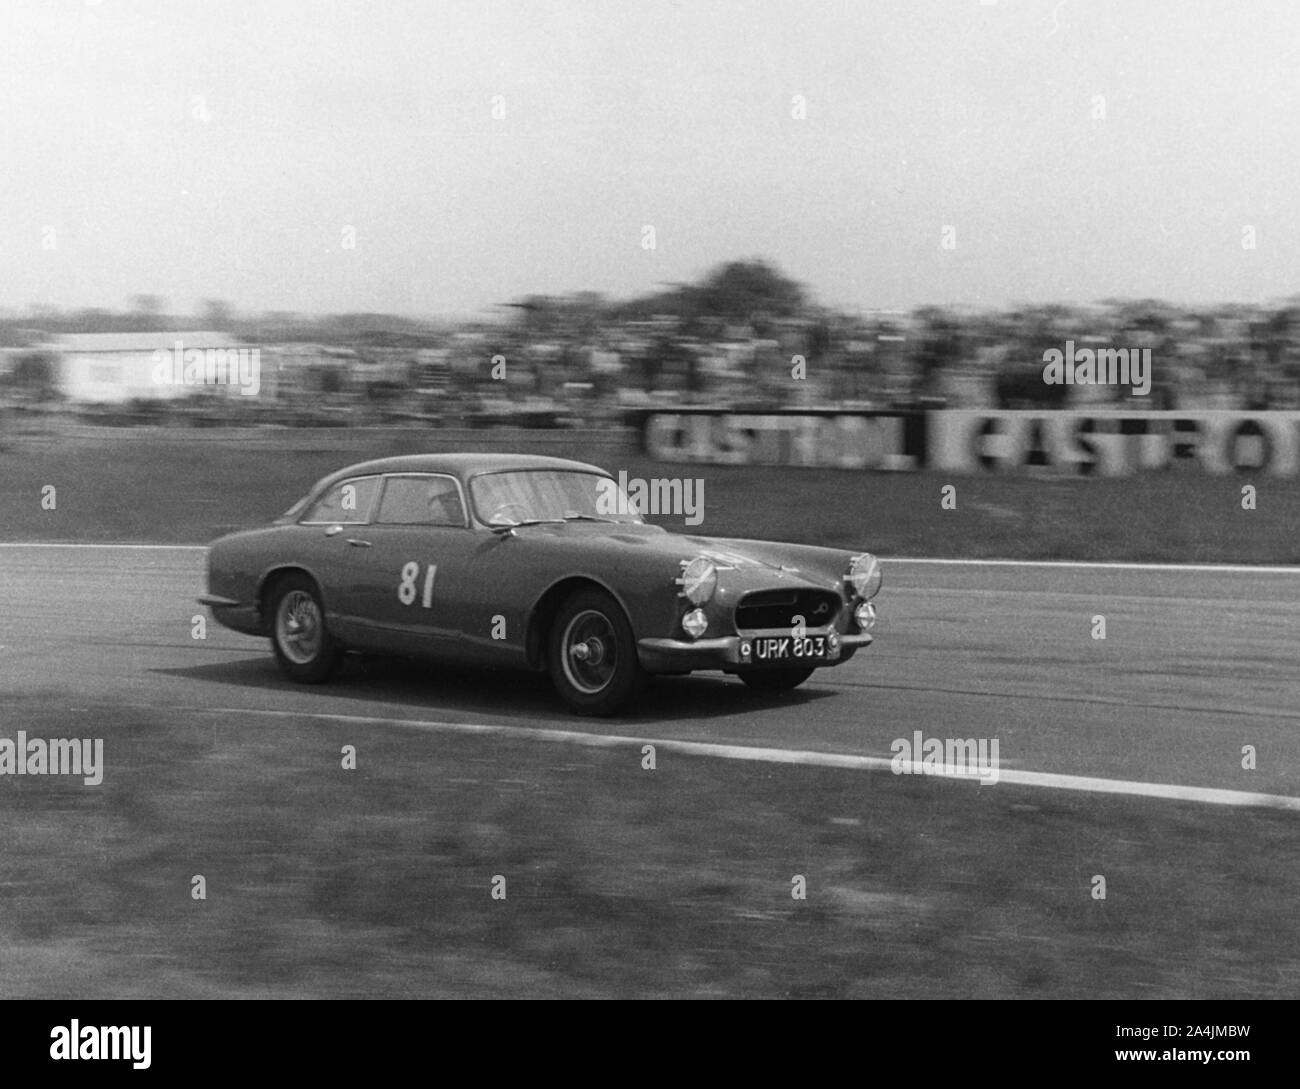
left=46, top=331, right=260, bottom=402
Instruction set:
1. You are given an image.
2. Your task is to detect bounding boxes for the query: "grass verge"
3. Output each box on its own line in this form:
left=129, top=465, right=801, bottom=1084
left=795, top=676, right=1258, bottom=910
left=2, top=697, right=1296, bottom=998
left=0, top=430, right=1296, bottom=562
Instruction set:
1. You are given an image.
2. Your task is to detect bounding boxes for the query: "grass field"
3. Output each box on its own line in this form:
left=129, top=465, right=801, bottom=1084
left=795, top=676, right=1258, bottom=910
left=1, top=428, right=1297, bottom=562
left=2, top=693, right=1295, bottom=999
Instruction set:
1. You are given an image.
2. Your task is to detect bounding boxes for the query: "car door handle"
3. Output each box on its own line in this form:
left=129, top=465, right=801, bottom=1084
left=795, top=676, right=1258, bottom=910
left=346, top=538, right=372, bottom=548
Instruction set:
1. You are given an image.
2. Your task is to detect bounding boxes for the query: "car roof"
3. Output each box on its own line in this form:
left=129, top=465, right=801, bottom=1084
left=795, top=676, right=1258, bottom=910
left=315, top=452, right=611, bottom=489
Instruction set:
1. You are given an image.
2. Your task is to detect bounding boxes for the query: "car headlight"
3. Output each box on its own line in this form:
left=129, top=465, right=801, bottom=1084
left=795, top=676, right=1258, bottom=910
left=677, top=557, right=718, bottom=605
left=854, top=601, right=877, bottom=631
left=847, top=553, right=882, bottom=600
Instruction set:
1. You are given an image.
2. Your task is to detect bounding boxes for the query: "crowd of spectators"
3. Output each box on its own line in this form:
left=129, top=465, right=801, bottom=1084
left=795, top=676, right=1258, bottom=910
left=383, top=299, right=1300, bottom=423
left=5, top=290, right=1300, bottom=426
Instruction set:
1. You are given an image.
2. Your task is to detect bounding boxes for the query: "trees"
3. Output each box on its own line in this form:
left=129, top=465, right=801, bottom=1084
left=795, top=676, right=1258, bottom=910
left=8, top=351, right=62, bottom=401
left=200, top=298, right=235, bottom=331
left=691, top=259, right=807, bottom=324
left=127, top=295, right=167, bottom=332
left=610, top=259, right=810, bottom=329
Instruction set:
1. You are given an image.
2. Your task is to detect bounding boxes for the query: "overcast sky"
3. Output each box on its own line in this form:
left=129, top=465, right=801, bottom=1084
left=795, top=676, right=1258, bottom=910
left=2, top=0, right=1297, bottom=318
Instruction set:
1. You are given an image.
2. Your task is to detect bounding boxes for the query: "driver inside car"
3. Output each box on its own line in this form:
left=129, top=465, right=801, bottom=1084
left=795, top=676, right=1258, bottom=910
left=426, top=479, right=462, bottom=526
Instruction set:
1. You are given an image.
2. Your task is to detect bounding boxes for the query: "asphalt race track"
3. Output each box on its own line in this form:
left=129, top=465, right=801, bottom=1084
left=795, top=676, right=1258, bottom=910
left=2, top=544, right=1296, bottom=801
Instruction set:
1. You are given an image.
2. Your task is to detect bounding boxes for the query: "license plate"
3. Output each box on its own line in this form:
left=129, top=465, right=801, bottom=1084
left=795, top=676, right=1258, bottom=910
left=751, top=635, right=828, bottom=662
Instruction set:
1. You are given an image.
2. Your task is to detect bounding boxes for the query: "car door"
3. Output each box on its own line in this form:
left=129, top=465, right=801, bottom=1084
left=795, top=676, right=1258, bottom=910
left=292, top=473, right=385, bottom=641
left=333, top=473, right=480, bottom=656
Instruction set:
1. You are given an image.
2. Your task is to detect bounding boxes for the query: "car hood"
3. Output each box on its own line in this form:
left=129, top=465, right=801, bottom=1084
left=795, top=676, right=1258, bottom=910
left=516, top=522, right=846, bottom=591
left=515, top=522, right=772, bottom=563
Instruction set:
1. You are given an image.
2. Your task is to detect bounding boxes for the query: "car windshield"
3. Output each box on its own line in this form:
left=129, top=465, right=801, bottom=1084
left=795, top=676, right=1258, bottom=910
left=470, top=469, right=644, bottom=526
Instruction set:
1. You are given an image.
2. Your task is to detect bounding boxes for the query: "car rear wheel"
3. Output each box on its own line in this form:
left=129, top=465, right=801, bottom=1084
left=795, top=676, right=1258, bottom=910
left=739, top=667, right=815, bottom=693
left=549, top=588, right=646, bottom=716
left=269, top=574, right=342, bottom=683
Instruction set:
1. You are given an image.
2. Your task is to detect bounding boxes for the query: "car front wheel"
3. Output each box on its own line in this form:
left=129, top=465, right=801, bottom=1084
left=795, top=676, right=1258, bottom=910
left=549, top=589, right=646, bottom=716
left=739, top=667, right=815, bottom=693
left=268, top=574, right=342, bottom=683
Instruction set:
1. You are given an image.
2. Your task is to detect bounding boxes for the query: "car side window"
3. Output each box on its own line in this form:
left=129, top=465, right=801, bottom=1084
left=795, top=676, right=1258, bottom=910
left=375, top=474, right=467, bottom=527
left=300, top=476, right=381, bottom=524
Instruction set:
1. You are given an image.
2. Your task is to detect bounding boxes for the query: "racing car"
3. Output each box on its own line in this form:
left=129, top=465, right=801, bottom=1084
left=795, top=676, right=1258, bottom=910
left=199, top=453, right=881, bottom=715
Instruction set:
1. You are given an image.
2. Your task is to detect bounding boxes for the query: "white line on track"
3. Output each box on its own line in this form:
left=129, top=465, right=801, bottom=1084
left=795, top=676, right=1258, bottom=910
left=203, top=706, right=1300, bottom=812
left=0, top=543, right=1296, bottom=574
left=0, top=542, right=207, bottom=550
left=885, top=557, right=1300, bottom=574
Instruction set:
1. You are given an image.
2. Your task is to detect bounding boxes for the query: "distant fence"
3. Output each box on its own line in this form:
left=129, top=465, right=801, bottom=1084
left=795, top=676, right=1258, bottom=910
left=931, top=410, right=1299, bottom=476
left=640, top=408, right=929, bottom=470
left=639, top=409, right=1300, bottom=476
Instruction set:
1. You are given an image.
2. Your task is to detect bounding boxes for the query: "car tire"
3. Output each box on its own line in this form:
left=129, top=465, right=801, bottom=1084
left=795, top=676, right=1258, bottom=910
left=739, top=667, right=815, bottom=693
left=268, top=573, right=342, bottom=684
left=549, top=588, right=646, bottom=716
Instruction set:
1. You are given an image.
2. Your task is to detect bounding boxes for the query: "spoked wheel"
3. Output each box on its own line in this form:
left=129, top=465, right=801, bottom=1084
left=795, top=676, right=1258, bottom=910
left=549, top=588, right=646, bottom=716
left=739, top=667, right=815, bottom=693
left=268, top=574, right=342, bottom=683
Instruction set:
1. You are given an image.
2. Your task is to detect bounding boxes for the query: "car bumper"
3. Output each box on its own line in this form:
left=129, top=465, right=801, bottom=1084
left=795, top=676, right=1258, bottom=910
left=198, top=594, right=264, bottom=637
left=636, top=631, right=872, bottom=673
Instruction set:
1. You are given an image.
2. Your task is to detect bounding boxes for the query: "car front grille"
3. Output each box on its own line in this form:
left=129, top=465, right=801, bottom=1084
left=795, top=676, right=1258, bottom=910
left=734, top=588, right=843, bottom=632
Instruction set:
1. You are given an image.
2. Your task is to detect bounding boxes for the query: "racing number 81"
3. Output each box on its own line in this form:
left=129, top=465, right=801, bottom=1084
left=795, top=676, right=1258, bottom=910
left=398, top=561, right=437, bottom=608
